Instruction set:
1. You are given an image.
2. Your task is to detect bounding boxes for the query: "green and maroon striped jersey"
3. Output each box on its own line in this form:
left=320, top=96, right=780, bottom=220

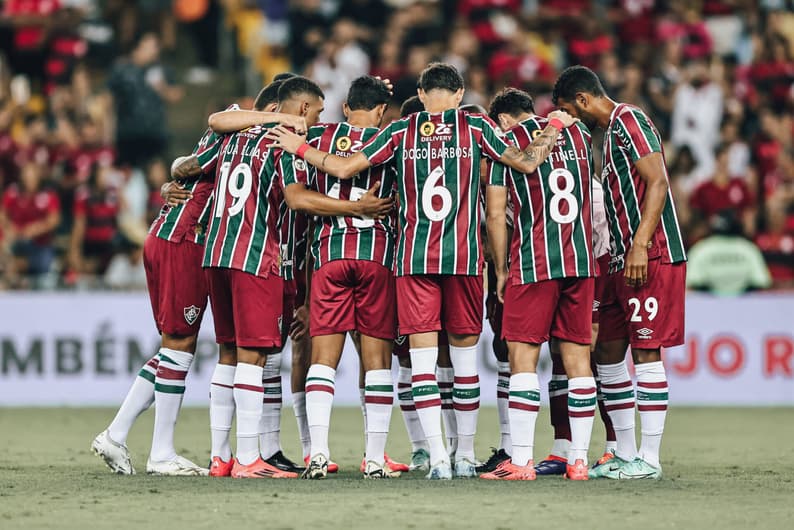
left=489, top=117, right=595, bottom=283
left=305, top=122, right=396, bottom=270
left=148, top=106, right=238, bottom=245
left=602, top=103, right=686, bottom=272
left=202, top=124, right=308, bottom=277
left=360, top=109, right=510, bottom=276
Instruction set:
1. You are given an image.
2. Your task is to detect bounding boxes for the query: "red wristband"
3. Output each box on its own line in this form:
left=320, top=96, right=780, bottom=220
left=549, top=118, right=565, bottom=130
left=296, top=143, right=310, bottom=159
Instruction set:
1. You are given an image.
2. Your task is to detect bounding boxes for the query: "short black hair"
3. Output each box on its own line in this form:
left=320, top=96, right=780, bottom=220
left=278, top=75, right=325, bottom=102
left=346, top=76, right=391, bottom=111
left=400, top=96, right=424, bottom=117
left=253, top=80, right=284, bottom=111
left=552, top=65, right=606, bottom=105
left=418, top=62, right=464, bottom=93
left=488, top=88, right=535, bottom=123
left=273, top=72, right=297, bottom=82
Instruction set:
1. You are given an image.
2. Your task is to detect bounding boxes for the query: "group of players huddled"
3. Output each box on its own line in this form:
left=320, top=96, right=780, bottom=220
left=91, top=62, right=686, bottom=481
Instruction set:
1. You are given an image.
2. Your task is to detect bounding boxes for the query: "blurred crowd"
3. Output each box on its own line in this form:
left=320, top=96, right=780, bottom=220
left=1, top=0, right=794, bottom=294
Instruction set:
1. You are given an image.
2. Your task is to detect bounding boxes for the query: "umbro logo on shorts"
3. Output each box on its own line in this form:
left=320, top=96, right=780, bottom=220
left=184, top=305, right=201, bottom=326
left=637, top=328, right=653, bottom=339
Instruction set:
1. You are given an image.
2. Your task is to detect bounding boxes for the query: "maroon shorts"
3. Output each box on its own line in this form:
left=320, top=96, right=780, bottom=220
left=282, top=279, right=298, bottom=345
left=143, top=234, right=208, bottom=336
left=598, top=259, right=686, bottom=349
left=503, top=277, right=594, bottom=345
left=205, top=267, right=284, bottom=348
left=592, top=254, right=611, bottom=325
left=393, top=329, right=448, bottom=357
left=310, top=259, right=396, bottom=340
left=396, top=275, right=483, bottom=336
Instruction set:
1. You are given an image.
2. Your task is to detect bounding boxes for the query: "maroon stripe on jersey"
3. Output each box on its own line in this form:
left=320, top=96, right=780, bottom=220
left=305, top=384, right=335, bottom=395
left=454, top=375, right=479, bottom=384
left=156, top=366, right=188, bottom=381
left=619, top=108, right=654, bottom=156
left=509, top=402, right=540, bottom=412
left=234, top=383, right=264, bottom=393
left=415, top=398, right=442, bottom=409
left=401, top=117, right=419, bottom=274
left=637, top=404, right=668, bottom=412
left=637, top=381, right=668, bottom=389
left=229, top=153, right=258, bottom=272
left=365, top=396, right=394, bottom=405
left=569, top=387, right=597, bottom=395
left=454, top=110, right=470, bottom=272
left=412, top=373, right=436, bottom=383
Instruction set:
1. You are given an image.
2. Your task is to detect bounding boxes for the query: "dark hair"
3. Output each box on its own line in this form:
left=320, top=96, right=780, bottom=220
left=253, top=80, right=284, bottom=111
left=715, top=143, right=730, bottom=158
left=418, top=62, right=464, bottom=93
left=488, top=88, right=535, bottom=122
left=400, top=95, right=424, bottom=117
left=278, top=76, right=325, bottom=102
left=552, top=65, right=606, bottom=105
left=346, top=76, right=391, bottom=111
left=273, top=72, right=297, bottom=82
left=460, top=103, right=487, bottom=114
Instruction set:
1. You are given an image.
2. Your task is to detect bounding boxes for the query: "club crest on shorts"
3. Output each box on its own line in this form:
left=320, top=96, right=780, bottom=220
left=184, top=305, right=201, bottom=326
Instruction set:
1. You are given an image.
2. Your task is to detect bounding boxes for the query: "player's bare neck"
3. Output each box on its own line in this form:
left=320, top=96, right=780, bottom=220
left=345, top=110, right=379, bottom=129
left=598, top=98, right=619, bottom=129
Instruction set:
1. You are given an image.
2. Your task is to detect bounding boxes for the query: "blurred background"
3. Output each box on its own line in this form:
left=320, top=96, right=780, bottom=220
left=1, top=1, right=793, bottom=407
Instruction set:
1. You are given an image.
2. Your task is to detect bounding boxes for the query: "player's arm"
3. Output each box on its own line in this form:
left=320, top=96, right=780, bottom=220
left=283, top=182, right=392, bottom=218
left=486, top=163, right=510, bottom=303
left=626, top=152, right=668, bottom=286
left=208, top=110, right=307, bottom=134
left=266, top=125, right=373, bottom=179
left=498, top=111, right=577, bottom=174
left=171, top=155, right=202, bottom=180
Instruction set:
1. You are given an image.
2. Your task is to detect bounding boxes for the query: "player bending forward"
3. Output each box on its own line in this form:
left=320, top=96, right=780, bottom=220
left=267, top=63, right=578, bottom=479
left=481, top=88, right=597, bottom=481
left=553, top=66, right=687, bottom=480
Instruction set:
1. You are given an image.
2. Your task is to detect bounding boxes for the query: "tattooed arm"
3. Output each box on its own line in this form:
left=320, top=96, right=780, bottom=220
left=170, top=155, right=202, bottom=179
left=498, top=110, right=578, bottom=174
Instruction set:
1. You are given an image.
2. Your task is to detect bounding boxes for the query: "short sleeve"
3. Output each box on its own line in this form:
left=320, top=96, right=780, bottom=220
left=361, top=121, right=401, bottom=166
left=279, top=151, right=310, bottom=187
left=473, top=115, right=512, bottom=161
left=194, top=131, right=225, bottom=173
left=306, top=125, right=326, bottom=148
left=615, top=109, right=662, bottom=162
left=487, top=160, right=508, bottom=187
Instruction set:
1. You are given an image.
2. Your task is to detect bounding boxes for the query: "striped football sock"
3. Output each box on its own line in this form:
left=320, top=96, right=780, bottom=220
left=436, top=366, right=457, bottom=455
left=398, top=366, right=428, bottom=452
left=210, top=363, right=235, bottom=461
left=598, top=360, right=638, bottom=462
left=496, top=361, right=512, bottom=452
left=410, top=347, right=447, bottom=465
left=509, top=372, right=540, bottom=467
left=305, top=364, right=335, bottom=460
left=450, top=345, right=479, bottom=462
left=592, top=361, right=617, bottom=447
left=107, top=354, right=158, bottom=444
left=359, top=386, right=368, bottom=445
left=150, top=348, right=193, bottom=462
left=233, top=363, right=264, bottom=466
left=567, top=376, right=597, bottom=465
left=549, top=354, right=571, bottom=459
left=292, top=391, right=311, bottom=460
left=364, top=369, right=394, bottom=466
left=636, top=361, right=668, bottom=469
left=259, top=353, right=283, bottom=460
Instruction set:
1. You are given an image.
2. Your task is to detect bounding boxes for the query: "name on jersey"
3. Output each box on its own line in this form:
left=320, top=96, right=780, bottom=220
left=419, top=121, right=454, bottom=143
left=224, top=142, right=267, bottom=161
left=403, top=145, right=473, bottom=161
left=547, top=148, right=588, bottom=164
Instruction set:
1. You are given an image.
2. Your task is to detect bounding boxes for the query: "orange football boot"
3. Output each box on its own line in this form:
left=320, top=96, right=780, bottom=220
left=231, top=458, right=298, bottom=478
left=564, top=459, right=589, bottom=481
left=209, top=456, right=234, bottom=477
left=480, top=460, right=536, bottom=481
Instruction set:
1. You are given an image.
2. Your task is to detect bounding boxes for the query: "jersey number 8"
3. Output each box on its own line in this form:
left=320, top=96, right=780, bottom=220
left=548, top=168, right=578, bottom=224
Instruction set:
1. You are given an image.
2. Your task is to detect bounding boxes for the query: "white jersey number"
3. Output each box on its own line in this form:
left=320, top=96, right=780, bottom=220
left=327, top=182, right=375, bottom=229
left=629, top=296, right=659, bottom=322
left=422, top=166, right=453, bottom=222
left=214, top=161, right=253, bottom=217
left=548, top=168, right=579, bottom=224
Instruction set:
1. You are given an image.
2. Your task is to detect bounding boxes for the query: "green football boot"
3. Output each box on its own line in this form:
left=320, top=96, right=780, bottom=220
left=588, top=455, right=630, bottom=479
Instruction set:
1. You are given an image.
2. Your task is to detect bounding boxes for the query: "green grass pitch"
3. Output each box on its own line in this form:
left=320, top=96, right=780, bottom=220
left=1, top=407, right=792, bottom=529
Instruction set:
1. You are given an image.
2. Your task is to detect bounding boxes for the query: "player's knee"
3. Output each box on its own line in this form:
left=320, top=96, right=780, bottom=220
left=633, top=348, right=662, bottom=364
left=161, top=333, right=198, bottom=353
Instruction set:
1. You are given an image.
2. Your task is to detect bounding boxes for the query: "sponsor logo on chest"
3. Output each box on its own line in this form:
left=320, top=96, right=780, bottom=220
left=419, top=121, right=454, bottom=143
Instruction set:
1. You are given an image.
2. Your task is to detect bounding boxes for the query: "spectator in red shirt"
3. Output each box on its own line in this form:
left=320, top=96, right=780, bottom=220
left=67, top=163, right=120, bottom=277
left=690, top=144, right=756, bottom=240
left=0, top=161, right=61, bottom=287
